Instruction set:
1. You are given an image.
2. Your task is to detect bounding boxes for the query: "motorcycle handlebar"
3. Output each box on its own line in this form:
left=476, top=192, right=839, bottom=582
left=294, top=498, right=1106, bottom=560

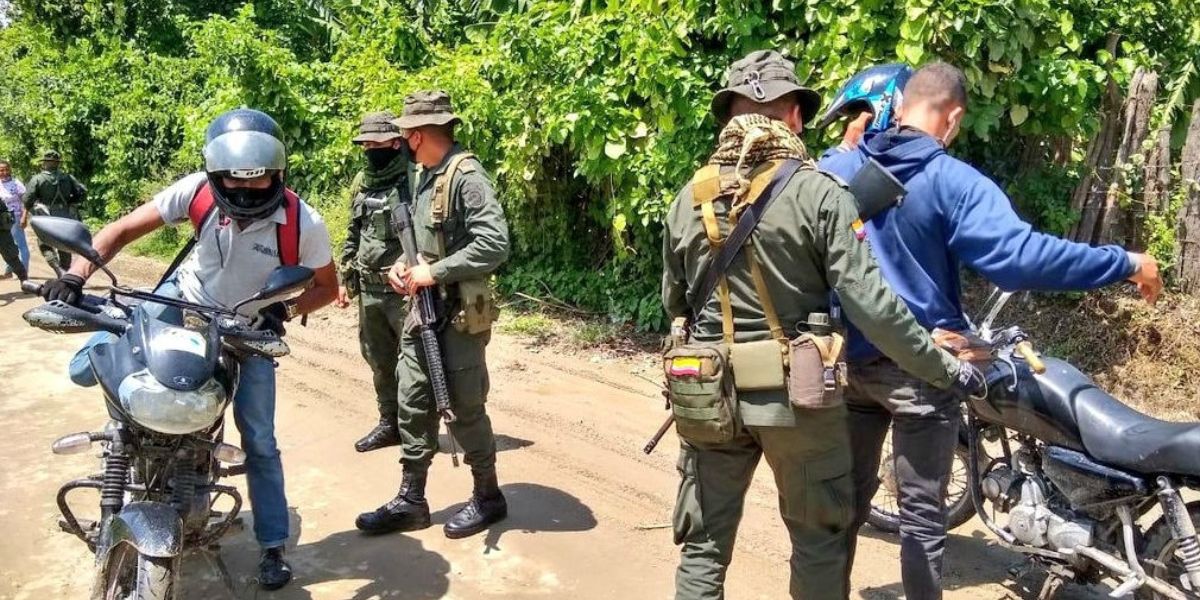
left=1014, top=340, right=1047, bottom=374
left=20, top=280, right=42, bottom=295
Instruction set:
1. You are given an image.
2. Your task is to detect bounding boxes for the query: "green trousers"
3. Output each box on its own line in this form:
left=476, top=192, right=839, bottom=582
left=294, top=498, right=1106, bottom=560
left=357, top=287, right=405, bottom=420
left=673, top=405, right=854, bottom=600
left=396, top=324, right=496, bottom=473
left=0, top=217, right=26, bottom=280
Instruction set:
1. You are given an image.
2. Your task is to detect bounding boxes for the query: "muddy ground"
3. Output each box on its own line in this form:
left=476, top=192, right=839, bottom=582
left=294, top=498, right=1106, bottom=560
left=0, top=253, right=1115, bottom=599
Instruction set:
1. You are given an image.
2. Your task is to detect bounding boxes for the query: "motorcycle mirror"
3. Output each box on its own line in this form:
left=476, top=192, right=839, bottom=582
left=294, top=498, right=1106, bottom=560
left=234, top=266, right=315, bottom=311
left=29, top=216, right=118, bottom=284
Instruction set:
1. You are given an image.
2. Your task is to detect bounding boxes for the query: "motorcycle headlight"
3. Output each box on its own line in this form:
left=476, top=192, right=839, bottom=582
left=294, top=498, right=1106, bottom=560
left=117, top=371, right=227, bottom=435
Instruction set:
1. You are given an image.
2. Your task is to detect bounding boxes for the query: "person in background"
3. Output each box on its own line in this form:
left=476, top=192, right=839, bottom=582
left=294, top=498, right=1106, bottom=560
left=24, top=149, right=86, bottom=276
left=0, top=160, right=28, bottom=279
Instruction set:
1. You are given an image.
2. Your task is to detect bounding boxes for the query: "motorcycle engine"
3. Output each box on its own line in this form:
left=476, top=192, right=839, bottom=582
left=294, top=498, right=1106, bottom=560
left=982, top=463, right=1094, bottom=551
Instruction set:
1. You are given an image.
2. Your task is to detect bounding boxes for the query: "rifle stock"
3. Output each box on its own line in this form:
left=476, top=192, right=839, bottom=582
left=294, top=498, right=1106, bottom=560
left=393, top=201, right=460, bottom=467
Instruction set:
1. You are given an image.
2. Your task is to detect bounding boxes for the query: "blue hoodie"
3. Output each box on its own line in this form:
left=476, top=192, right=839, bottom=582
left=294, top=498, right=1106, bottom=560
left=819, top=128, right=1134, bottom=361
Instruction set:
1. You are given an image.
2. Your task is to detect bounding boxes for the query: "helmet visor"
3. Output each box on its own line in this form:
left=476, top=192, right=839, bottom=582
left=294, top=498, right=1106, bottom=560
left=203, top=130, right=286, bottom=174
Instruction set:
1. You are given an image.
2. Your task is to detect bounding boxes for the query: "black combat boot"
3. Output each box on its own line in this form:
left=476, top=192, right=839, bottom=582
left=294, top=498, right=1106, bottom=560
left=354, top=417, right=402, bottom=453
left=444, top=468, right=508, bottom=539
left=258, top=547, right=292, bottom=590
left=355, top=470, right=432, bottom=534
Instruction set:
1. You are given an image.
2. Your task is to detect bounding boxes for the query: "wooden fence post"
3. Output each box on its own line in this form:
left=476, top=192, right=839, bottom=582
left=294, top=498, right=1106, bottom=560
left=1175, top=100, right=1200, bottom=292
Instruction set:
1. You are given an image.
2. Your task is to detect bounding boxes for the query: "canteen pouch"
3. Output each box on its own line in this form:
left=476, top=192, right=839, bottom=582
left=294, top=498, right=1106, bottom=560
left=451, top=278, right=500, bottom=335
left=663, top=344, right=737, bottom=445
left=787, top=334, right=846, bottom=409
left=729, top=339, right=788, bottom=392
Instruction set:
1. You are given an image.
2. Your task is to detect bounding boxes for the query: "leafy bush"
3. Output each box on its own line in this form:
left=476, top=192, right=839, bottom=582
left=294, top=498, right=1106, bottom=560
left=1, top=0, right=1197, bottom=329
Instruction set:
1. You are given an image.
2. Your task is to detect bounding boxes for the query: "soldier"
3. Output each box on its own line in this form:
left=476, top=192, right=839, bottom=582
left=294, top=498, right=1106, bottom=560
left=661, top=50, right=984, bottom=599
left=336, top=112, right=415, bottom=453
left=24, top=149, right=87, bottom=276
left=356, top=91, right=510, bottom=539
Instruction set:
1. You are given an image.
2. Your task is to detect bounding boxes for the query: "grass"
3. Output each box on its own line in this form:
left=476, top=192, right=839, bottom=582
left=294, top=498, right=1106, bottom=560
left=126, top=225, right=189, bottom=260
left=497, top=312, right=557, bottom=340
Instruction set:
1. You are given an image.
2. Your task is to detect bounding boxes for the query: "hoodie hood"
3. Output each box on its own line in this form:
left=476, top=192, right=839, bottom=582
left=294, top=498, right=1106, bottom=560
left=859, top=127, right=945, bottom=184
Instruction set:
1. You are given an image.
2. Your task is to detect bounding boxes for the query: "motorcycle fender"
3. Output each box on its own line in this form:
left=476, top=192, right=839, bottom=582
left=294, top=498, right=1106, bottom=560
left=98, top=501, right=183, bottom=559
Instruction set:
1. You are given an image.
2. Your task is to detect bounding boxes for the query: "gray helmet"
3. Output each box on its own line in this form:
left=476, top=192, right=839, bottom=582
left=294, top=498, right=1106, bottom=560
left=202, top=109, right=288, bottom=221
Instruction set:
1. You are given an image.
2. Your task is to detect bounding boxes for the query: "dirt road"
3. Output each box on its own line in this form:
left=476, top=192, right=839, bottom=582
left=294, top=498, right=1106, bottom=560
left=0, top=255, right=1104, bottom=599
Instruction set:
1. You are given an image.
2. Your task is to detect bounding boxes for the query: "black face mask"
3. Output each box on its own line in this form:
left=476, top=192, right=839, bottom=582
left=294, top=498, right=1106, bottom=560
left=365, top=146, right=405, bottom=170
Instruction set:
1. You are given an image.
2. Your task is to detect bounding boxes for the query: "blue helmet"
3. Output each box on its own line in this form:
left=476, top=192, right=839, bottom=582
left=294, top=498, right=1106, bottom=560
left=817, top=63, right=914, bottom=132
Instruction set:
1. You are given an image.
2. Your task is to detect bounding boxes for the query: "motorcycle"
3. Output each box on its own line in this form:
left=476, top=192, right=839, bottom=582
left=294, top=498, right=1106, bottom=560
left=20, top=217, right=313, bottom=600
left=916, top=289, right=1200, bottom=599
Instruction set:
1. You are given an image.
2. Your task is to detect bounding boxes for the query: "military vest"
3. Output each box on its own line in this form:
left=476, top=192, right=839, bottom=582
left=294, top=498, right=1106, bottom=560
left=352, top=179, right=408, bottom=273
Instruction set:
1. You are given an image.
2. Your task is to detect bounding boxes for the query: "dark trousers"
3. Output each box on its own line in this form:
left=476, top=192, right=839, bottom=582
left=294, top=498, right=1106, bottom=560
left=844, top=357, right=960, bottom=600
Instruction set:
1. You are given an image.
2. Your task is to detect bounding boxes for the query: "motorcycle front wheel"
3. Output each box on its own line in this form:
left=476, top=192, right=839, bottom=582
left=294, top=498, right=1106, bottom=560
left=866, top=429, right=975, bottom=533
left=99, top=542, right=178, bottom=600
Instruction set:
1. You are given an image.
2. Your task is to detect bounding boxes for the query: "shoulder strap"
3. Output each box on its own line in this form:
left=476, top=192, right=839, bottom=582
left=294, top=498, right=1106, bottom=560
left=431, top=152, right=477, bottom=259
left=158, top=179, right=216, bottom=288
left=689, top=159, right=803, bottom=336
left=276, top=188, right=302, bottom=266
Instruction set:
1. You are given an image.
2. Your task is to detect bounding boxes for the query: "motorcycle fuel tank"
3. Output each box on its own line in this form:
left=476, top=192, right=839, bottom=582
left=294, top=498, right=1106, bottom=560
left=969, top=357, right=1089, bottom=451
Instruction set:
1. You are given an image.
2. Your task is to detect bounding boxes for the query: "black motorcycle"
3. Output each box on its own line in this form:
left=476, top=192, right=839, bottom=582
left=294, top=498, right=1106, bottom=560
left=21, top=217, right=312, bottom=600
left=940, top=290, right=1200, bottom=599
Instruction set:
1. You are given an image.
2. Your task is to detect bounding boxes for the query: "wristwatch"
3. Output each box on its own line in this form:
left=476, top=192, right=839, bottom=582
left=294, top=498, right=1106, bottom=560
left=283, top=299, right=300, bottom=320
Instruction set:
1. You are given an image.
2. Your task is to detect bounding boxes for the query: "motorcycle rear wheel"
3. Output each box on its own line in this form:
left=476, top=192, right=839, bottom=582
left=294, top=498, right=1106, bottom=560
left=866, top=431, right=974, bottom=533
left=1139, top=501, right=1200, bottom=600
left=99, top=542, right=178, bottom=600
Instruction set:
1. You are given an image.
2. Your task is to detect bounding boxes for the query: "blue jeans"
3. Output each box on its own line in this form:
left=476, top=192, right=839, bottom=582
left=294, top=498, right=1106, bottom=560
left=68, top=286, right=290, bottom=549
left=3, top=222, right=28, bottom=275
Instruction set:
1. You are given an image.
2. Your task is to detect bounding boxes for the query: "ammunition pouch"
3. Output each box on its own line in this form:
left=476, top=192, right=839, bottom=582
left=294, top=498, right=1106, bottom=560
left=787, top=333, right=846, bottom=410
left=343, top=269, right=361, bottom=299
left=663, top=343, right=738, bottom=445
left=450, top=277, right=499, bottom=335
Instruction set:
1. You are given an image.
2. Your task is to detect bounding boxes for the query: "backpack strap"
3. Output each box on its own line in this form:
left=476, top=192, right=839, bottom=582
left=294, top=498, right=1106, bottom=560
left=157, top=179, right=216, bottom=288
left=276, top=188, right=302, bottom=266
left=431, top=152, right=477, bottom=260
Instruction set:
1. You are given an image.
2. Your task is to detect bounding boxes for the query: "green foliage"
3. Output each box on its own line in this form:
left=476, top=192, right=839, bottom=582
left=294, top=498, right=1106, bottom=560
left=1, top=0, right=1198, bottom=328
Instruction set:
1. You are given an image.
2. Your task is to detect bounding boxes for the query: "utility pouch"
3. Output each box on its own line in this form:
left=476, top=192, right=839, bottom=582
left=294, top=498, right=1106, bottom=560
left=787, top=333, right=846, bottom=410
left=451, top=278, right=499, bottom=335
left=729, top=339, right=788, bottom=392
left=663, top=344, right=737, bottom=445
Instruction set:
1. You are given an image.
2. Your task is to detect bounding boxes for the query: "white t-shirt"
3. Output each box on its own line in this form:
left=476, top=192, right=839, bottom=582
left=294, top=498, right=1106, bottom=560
left=154, top=172, right=333, bottom=315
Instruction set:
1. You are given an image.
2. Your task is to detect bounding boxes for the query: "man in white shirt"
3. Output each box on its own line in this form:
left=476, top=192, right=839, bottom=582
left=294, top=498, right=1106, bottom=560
left=42, top=109, right=337, bottom=591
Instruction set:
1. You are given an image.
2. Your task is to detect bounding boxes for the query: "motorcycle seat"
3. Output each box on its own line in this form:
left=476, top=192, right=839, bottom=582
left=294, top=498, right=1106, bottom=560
left=1069, top=384, right=1200, bottom=478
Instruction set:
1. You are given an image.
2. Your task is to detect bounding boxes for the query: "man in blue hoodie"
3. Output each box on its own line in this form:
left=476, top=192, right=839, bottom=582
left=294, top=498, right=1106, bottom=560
left=819, top=62, right=1162, bottom=599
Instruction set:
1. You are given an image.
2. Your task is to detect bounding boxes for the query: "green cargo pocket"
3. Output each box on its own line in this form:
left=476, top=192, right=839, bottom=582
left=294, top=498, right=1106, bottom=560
left=664, top=344, right=737, bottom=445
left=805, top=447, right=853, bottom=532
left=672, top=446, right=702, bottom=546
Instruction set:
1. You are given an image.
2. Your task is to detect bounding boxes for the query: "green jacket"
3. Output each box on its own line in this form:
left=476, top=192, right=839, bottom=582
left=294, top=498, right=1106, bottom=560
left=341, top=162, right=411, bottom=278
left=24, top=168, right=86, bottom=214
left=661, top=164, right=959, bottom=427
left=412, top=145, right=509, bottom=286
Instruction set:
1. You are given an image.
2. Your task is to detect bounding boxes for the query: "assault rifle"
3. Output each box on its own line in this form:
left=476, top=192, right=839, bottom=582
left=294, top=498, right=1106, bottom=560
left=393, top=200, right=460, bottom=467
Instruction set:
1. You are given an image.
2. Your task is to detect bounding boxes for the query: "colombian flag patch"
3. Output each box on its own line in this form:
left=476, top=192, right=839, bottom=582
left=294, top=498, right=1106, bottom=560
left=851, top=218, right=867, bottom=241
left=669, top=357, right=702, bottom=377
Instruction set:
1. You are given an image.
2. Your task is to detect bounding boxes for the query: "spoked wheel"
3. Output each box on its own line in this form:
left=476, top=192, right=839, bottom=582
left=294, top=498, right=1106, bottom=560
left=99, top=542, right=177, bottom=600
left=867, top=428, right=975, bottom=533
left=1139, top=502, right=1200, bottom=600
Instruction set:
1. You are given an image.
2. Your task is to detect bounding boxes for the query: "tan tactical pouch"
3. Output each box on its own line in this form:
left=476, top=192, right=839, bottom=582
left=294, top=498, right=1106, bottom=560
left=452, top=277, right=500, bottom=335
left=787, top=333, right=847, bottom=409
left=663, top=344, right=738, bottom=445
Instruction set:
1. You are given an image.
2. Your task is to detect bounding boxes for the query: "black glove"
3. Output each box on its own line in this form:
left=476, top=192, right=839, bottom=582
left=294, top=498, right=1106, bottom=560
left=257, top=301, right=290, bottom=336
left=42, top=273, right=86, bottom=305
left=950, top=359, right=987, bottom=399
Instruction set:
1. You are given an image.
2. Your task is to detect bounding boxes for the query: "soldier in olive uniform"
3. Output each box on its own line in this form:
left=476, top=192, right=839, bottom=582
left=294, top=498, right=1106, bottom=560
left=661, top=51, right=983, bottom=600
left=337, top=112, right=415, bottom=453
left=356, top=91, right=510, bottom=539
left=24, top=150, right=87, bottom=276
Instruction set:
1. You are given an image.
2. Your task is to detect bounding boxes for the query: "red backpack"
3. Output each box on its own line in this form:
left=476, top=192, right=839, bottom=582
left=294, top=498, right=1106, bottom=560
left=187, top=181, right=302, bottom=266
left=158, top=181, right=302, bottom=287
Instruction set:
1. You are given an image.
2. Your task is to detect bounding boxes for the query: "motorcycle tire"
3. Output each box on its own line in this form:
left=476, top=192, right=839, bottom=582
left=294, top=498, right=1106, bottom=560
left=98, top=542, right=178, bottom=600
left=1138, top=501, right=1200, bottom=600
left=866, top=441, right=974, bottom=534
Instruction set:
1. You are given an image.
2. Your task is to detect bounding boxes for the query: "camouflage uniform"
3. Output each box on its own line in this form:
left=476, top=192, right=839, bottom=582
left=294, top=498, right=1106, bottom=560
left=661, top=51, right=961, bottom=600
left=24, top=150, right=86, bottom=276
left=356, top=91, right=510, bottom=540
left=342, top=112, right=414, bottom=453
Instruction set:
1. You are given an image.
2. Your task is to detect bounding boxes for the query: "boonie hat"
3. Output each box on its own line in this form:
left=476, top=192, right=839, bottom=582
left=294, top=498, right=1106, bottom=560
left=392, top=91, right=462, bottom=131
left=352, top=111, right=403, bottom=144
left=711, top=50, right=822, bottom=125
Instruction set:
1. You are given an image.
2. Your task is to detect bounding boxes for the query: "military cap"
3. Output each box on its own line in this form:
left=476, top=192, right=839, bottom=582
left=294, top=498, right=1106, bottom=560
left=711, top=50, right=822, bottom=125
left=352, top=111, right=403, bottom=144
left=392, top=91, right=462, bottom=131
left=39, top=149, right=62, bottom=162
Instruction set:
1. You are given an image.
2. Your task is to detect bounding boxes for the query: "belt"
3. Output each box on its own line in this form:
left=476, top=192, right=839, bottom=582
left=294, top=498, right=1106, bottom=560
left=359, top=269, right=392, bottom=286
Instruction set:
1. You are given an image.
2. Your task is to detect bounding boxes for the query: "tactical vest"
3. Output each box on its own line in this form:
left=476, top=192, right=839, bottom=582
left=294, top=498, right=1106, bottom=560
left=352, top=180, right=406, bottom=280
left=428, top=152, right=498, bottom=334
